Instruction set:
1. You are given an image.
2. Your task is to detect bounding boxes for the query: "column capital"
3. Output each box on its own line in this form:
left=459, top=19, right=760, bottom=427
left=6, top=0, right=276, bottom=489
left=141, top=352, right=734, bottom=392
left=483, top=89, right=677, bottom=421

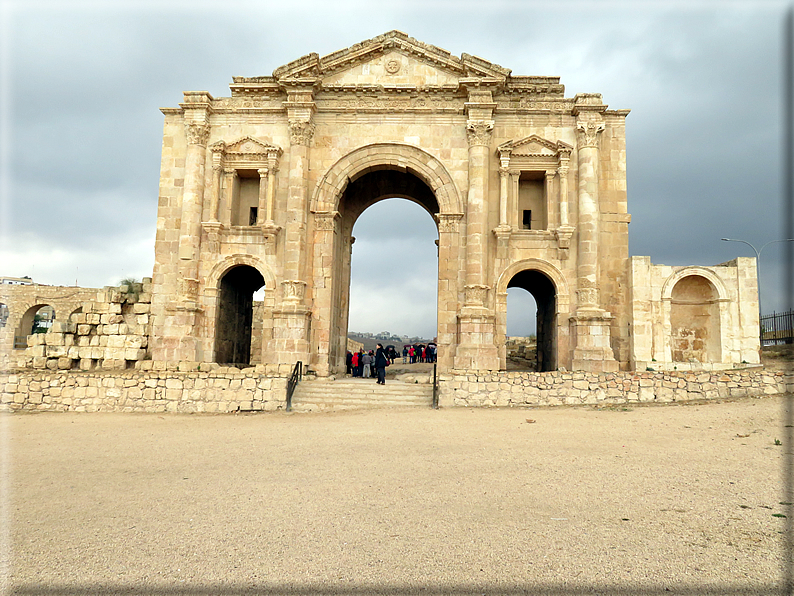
left=466, top=120, right=494, bottom=147
left=498, top=166, right=510, bottom=178
left=576, top=119, right=605, bottom=149
left=258, top=168, right=269, bottom=178
left=289, top=120, right=315, bottom=146
left=185, top=123, right=210, bottom=147
left=545, top=169, right=557, bottom=179
left=224, top=168, right=238, bottom=177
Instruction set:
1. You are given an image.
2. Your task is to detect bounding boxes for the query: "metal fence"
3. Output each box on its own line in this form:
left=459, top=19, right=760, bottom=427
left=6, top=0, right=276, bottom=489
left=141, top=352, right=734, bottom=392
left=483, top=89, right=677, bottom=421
left=761, top=310, right=794, bottom=345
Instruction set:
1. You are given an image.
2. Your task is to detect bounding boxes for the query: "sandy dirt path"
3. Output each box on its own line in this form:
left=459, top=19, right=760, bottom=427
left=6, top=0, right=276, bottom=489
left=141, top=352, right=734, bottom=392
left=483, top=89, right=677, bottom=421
left=4, top=396, right=790, bottom=595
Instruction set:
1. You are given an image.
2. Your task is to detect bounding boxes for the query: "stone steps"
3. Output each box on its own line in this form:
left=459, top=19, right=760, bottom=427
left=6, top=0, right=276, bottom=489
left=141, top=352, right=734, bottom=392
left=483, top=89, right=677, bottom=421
left=290, top=378, right=434, bottom=412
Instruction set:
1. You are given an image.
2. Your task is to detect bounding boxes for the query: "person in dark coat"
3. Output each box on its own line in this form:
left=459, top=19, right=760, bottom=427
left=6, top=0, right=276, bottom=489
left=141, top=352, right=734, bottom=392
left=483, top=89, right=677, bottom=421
left=374, top=343, right=389, bottom=385
left=345, top=351, right=353, bottom=375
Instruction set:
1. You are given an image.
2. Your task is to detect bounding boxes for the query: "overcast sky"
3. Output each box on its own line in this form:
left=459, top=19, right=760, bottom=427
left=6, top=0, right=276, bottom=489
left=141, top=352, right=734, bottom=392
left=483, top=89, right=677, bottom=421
left=1, top=1, right=790, bottom=339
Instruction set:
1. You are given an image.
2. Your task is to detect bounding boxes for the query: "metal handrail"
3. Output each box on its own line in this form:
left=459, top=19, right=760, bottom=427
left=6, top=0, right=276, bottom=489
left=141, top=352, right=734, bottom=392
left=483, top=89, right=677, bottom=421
left=432, top=362, right=439, bottom=409
left=286, top=361, right=302, bottom=412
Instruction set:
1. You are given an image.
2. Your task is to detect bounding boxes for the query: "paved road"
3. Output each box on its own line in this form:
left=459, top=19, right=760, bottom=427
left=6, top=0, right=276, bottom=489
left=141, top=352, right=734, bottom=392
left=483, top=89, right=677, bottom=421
left=4, top=396, right=790, bottom=595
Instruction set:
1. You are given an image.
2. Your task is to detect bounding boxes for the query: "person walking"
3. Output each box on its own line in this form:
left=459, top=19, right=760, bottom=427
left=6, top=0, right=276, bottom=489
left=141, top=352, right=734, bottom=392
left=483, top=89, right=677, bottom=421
left=352, top=350, right=360, bottom=377
left=374, top=343, right=388, bottom=385
left=402, top=346, right=408, bottom=364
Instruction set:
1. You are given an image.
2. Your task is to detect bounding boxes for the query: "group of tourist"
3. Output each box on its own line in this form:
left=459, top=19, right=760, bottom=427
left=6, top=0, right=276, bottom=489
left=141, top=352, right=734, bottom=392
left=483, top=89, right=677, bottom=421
left=402, top=343, right=436, bottom=364
left=345, top=344, right=389, bottom=384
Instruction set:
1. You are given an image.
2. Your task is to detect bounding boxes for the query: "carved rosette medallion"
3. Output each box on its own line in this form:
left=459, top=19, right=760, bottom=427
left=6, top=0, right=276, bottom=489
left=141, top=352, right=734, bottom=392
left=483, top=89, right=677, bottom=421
left=464, top=284, right=489, bottom=307
left=385, top=59, right=401, bottom=74
left=313, top=211, right=340, bottom=232
left=185, top=123, right=210, bottom=147
left=288, top=121, right=315, bottom=146
left=575, top=120, right=605, bottom=149
left=465, top=120, right=494, bottom=147
left=435, top=213, right=463, bottom=233
left=282, top=280, right=307, bottom=302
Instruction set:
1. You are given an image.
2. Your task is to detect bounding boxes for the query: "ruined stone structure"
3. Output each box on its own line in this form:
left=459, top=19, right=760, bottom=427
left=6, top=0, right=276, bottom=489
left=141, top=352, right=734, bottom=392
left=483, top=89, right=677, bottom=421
left=146, top=31, right=760, bottom=375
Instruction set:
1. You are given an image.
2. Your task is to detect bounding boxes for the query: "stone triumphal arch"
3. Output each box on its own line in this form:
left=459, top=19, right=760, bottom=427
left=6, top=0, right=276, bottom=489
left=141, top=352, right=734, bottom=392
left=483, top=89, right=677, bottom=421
left=146, top=30, right=760, bottom=375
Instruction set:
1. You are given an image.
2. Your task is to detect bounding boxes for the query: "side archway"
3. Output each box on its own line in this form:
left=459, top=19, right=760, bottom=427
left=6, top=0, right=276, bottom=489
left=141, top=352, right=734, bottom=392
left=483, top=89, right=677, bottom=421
left=205, top=256, right=276, bottom=366
left=496, top=259, right=572, bottom=372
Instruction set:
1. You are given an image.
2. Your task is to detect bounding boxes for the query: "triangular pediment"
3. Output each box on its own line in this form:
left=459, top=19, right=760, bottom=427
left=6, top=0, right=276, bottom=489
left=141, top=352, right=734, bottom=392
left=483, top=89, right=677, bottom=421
left=272, top=30, right=511, bottom=87
left=213, top=136, right=282, bottom=156
left=499, top=135, right=572, bottom=157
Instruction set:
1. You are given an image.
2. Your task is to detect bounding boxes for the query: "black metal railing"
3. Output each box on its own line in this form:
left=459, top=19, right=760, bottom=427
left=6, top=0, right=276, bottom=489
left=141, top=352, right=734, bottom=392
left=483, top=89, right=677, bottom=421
left=761, top=310, right=794, bottom=346
left=432, top=362, right=439, bottom=409
left=286, top=361, right=303, bottom=412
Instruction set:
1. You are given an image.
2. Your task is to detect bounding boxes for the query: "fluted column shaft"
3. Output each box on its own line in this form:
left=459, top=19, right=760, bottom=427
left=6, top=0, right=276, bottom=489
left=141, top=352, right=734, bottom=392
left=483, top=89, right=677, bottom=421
left=178, top=122, right=209, bottom=298
left=575, top=119, right=604, bottom=309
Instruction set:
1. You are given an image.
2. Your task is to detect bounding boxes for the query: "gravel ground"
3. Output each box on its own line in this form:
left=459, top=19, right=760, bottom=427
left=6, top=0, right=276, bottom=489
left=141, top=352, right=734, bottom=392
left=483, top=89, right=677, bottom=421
left=4, top=395, right=791, bottom=595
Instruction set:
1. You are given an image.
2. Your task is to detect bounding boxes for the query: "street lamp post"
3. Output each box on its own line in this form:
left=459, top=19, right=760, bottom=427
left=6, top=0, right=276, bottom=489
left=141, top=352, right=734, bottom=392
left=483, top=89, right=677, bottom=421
left=720, top=237, right=794, bottom=343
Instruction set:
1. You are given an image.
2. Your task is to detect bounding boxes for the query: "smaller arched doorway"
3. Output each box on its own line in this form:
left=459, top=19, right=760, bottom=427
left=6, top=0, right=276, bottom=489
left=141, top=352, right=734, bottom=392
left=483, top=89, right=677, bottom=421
left=16, top=304, right=55, bottom=348
left=670, top=275, right=721, bottom=363
left=214, top=265, right=265, bottom=366
left=506, top=270, right=556, bottom=371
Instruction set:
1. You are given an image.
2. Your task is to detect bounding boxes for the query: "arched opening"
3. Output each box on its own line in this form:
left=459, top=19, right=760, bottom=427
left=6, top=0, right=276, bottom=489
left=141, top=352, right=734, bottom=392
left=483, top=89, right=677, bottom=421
left=214, top=265, right=265, bottom=366
left=670, top=275, right=721, bottom=363
left=334, top=168, right=440, bottom=373
left=506, top=288, right=538, bottom=370
left=68, top=307, right=82, bottom=324
left=16, top=304, right=55, bottom=349
left=506, top=270, right=556, bottom=371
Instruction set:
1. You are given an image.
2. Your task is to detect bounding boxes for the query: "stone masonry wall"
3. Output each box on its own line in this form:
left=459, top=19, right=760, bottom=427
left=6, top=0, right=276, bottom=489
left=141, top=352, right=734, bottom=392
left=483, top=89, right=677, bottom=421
left=0, top=369, right=287, bottom=413
left=438, top=368, right=792, bottom=408
left=1, top=367, right=789, bottom=413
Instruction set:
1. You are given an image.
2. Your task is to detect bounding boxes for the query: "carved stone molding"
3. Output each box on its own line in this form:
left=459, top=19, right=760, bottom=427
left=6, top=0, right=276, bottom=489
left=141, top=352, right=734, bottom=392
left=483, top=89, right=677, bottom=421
left=289, top=121, right=316, bottom=146
left=178, top=277, right=200, bottom=302
left=282, top=279, right=307, bottom=301
left=576, top=119, right=605, bottom=149
left=185, top=123, right=210, bottom=147
left=576, top=287, right=598, bottom=308
left=313, top=211, right=340, bottom=231
left=465, top=120, right=493, bottom=147
left=464, top=284, right=489, bottom=307
left=436, top=212, right=464, bottom=233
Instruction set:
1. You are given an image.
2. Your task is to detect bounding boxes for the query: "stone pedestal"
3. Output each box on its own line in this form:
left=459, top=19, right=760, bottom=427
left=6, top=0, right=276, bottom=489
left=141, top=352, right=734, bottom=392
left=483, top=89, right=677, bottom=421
left=270, top=303, right=311, bottom=369
left=570, top=310, right=619, bottom=372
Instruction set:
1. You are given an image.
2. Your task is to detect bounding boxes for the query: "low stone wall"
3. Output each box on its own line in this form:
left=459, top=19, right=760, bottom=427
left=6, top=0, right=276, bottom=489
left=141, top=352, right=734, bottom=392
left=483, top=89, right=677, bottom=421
left=0, top=369, right=287, bottom=413
left=439, top=368, right=792, bottom=407
left=1, top=367, right=790, bottom=413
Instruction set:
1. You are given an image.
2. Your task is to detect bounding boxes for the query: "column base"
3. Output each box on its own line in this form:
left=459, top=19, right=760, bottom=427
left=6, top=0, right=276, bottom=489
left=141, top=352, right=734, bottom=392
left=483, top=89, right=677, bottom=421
left=269, top=302, right=312, bottom=368
left=570, top=308, right=619, bottom=372
left=453, top=308, right=500, bottom=371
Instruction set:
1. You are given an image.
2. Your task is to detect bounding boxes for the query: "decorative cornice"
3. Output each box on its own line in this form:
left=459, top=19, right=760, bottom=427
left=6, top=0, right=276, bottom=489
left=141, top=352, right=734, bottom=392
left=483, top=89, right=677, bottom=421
left=313, top=210, right=340, bottom=231
left=435, top=212, right=464, bottom=233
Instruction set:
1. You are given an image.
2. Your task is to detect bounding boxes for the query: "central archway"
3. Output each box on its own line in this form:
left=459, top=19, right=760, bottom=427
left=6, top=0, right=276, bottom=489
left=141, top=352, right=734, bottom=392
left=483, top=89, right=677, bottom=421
left=310, top=144, right=464, bottom=376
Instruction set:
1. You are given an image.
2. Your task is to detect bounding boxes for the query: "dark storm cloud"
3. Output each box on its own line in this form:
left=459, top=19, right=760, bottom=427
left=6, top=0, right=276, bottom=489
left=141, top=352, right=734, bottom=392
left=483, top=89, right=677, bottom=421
left=2, top=1, right=789, bottom=329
